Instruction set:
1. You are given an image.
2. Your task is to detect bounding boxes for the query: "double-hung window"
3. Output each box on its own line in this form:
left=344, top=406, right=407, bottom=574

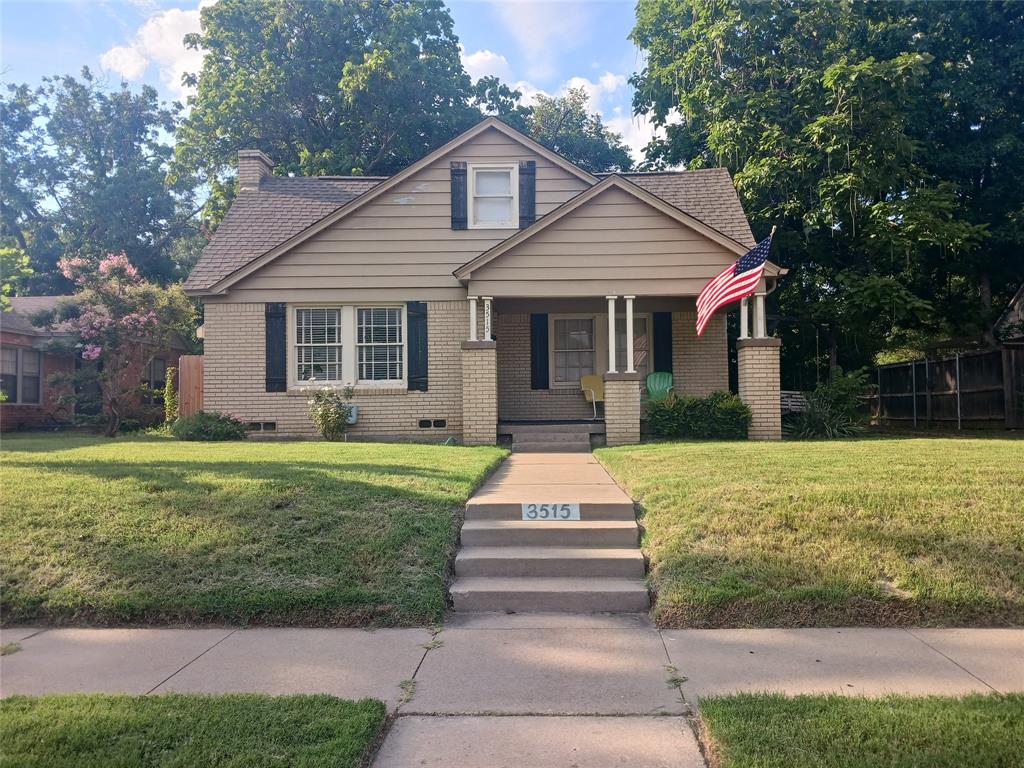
left=295, top=308, right=343, bottom=382
left=357, top=307, right=404, bottom=382
left=469, top=163, right=518, bottom=228
left=143, top=357, right=167, bottom=404
left=1, top=346, right=41, bottom=404
left=552, top=318, right=596, bottom=386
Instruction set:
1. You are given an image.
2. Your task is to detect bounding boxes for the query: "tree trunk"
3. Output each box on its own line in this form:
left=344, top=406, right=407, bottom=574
left=104, top=401, right=122, bottom=437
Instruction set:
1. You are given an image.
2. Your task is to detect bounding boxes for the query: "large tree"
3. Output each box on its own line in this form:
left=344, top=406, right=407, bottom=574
left=631, top=0, right=1024, bottom=385
left=527, top=88, right=633, bottom=173
left=1, top=70, right=198, bottom=290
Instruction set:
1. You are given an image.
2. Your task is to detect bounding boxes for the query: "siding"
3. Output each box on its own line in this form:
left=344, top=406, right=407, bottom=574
left=468, top=186, right=741, bottom=297
left=223, top=127, right=590, bottom=303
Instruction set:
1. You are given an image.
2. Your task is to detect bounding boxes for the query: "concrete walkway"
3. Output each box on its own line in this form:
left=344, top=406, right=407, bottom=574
left=3, top=618, right=1021, bottom=767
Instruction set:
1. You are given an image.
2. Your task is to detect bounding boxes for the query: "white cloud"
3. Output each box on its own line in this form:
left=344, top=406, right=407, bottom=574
left=489, top=1, right=591, bottom=80
left=606, top=108, right=682, bottom=167
left=461, top=47, right=514, bottom=83
left=99, top=1, right=216, bottom=99
left=562, top=72, right=627, bottom=113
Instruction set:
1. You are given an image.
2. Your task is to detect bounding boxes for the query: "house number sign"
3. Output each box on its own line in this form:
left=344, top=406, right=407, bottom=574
left=521, top=503, right=580, bottom=520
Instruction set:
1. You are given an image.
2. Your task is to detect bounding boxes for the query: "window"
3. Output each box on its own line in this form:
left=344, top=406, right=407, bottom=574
left=295, top=308, right=343, bottom=382
left=469, top=163, right=518, bottom=228
left=552, top=318, right=595, bottom=386
left=357, top=307, right=404, bottom=382
left=615, top=316, right=650, bottom=377
left=1, top=346, right=41, bottom=404
left=143, top=357, right=167, bottom=405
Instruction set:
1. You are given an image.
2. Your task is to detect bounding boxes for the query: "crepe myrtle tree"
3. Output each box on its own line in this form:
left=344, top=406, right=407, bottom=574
left=34, top=253, right=194, bottom=436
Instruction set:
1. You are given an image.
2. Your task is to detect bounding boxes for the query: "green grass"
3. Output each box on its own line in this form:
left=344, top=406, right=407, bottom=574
left=699, top=693, right=1024, bottom=768
left=597, top=437, right=1024, bottom=627
left=0, top=693, right=386, bottom=767
left=0, top=434, right=505, bottom=626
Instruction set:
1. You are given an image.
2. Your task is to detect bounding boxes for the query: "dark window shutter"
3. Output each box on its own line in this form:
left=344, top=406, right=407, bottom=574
left=407, top=301, right=428, bottom=391
left=652, top=312, right=673, bottom=375
left=530, top=313, right=549, bottom=390
left=265, top=302, right=287, bottom=392
left=519, top=160, right=536, bottom=229
left=450, top=161, right=467, bottom=230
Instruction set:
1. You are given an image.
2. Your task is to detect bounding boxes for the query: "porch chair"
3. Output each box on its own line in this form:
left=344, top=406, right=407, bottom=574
left=645, top=372, right=674, bottom=402
left=580, top=374, right=605, bottom=420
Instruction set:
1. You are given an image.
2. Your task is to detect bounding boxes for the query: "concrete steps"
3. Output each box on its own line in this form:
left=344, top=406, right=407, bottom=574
left=451, top=577, right=651, bottom=613
left=503, top=423, right=597, bottom=453
left=455, top=547, right=646, bottom=578
left=461, top=520, right=639, bottom=548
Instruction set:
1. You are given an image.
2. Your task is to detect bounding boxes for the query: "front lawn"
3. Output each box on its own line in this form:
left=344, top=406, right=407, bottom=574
left=0, top=693, right=386, bottom=767
left=597, top=437, right=1023, bottom=627
left=0, top=435, right=505, bottom=626
left=699, top=692, right=1024, bottom=768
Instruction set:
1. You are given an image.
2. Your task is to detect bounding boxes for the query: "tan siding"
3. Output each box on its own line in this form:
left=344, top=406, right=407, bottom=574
left=225, top=127, right=589, bottom=301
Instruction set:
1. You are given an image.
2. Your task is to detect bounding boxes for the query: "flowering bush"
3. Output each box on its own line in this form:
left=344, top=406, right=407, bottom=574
left=32, top=252, right=195, bottom=436
left=307, top=385, right=355, bottom=440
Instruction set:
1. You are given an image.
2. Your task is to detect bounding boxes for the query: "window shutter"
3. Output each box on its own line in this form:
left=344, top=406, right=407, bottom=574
left=530, top=313, right=549, bottom=390
left=265, top=302, right=287, bottom=392
left=450, top=161, right=467, bottom=230
left=652, top=312, right=673, bottom=374
left=519, top=160, right=536, bottom=228
left=407, top=301, right=428, bottom=391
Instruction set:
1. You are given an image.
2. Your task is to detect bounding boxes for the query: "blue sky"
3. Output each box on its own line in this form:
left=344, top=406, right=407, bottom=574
left=0, top=0, right=663, bottom=162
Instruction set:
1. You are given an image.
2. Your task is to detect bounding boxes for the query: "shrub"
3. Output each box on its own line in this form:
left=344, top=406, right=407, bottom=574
left=163, top=366, right=178, bottom=424
left=783, top=369, right=869, bottom=439
left=307, top=386, right=355, bottom=441
left=645, top=390, right=751, bottom=440
left=170, top=410, right=248, bottom=441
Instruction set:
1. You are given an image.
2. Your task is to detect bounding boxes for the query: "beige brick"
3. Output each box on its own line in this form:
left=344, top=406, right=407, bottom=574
left=737, top=338, right=782, bottom=440
left=604, top=375, right=641, bottom=446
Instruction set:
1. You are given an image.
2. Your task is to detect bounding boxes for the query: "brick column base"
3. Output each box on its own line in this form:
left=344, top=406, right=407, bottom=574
left=737, top=338, right=782, bottom=440
left=604, top=372, right=641, bottom=447
left=461, top=341, right=497, bottom=445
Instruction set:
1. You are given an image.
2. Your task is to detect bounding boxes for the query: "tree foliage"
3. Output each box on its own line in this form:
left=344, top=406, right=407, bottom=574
left=525, top=88, right=633, bottom=173
left=632, top=0, right=1024, bottom=384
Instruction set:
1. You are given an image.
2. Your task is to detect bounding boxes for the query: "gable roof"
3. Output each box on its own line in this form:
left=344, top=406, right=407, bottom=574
left=454, top=175, right=759, bottom=280
left=188, top=118, right=599, bottom=294
left=3, top=296, right=73, bottom=337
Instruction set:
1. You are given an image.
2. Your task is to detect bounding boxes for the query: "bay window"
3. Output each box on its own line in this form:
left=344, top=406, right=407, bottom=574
left=469, top=163, right=518, bottom=228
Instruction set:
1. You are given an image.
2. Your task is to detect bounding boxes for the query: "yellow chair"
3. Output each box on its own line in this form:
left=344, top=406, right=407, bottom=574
left=580, top=374, right=604, bottom=420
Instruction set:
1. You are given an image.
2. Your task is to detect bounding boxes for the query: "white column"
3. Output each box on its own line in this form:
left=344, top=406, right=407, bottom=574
left=739, top=297, right=750, bottom=339
left=468, top=296, right=478, bottom=341
left=624, top=295, right=636, bottom=373
left=754, top=292, right=767, bottom=338
left=482, top=297, right=493, bottom=340
left=606, top=295, right=617, bottom=373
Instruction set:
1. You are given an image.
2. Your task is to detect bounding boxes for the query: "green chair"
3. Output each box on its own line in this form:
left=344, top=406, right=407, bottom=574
left=645, top=372, right=674, bottom=401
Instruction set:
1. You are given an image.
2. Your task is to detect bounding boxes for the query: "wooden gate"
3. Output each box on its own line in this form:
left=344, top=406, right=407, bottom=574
left=178, top=355, right=204, bottom=418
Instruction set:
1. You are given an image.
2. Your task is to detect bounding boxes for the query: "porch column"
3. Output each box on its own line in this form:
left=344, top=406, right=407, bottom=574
left=604, top=372, right=641, bottom=446
left=754, top=292, right=767, bottom=338
left=606, top=295, right=617, bottom=372
left=468, top=296, right=478, bottom=341
left=624, top=295, right=636, bottom=373
left=482, top=296, right=493, bottom=340
left=461, top=340, right=497, bottom=445
left=737, top=337, right=782, bottom=440
left=739, top=297, right=750, bottom=340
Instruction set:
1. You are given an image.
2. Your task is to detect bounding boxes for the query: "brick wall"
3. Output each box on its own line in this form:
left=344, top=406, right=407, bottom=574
left=737, top=337, right=782, bottom=440
left=672, top=310, right=728, bottom=395
left=461, top=341, right=497, bottom=445
left=203, top=300, right=468, bottom=439
left=604, top=374, right=641, bottom=446
left=0, top=337, right=75, bottom=431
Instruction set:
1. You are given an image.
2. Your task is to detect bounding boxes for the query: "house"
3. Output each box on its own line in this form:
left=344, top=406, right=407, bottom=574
left=184, top=117, right=784, bottom=445
left=0, top=296, right=185, bottom=431
left=995, top=282, right=1024, bottom=345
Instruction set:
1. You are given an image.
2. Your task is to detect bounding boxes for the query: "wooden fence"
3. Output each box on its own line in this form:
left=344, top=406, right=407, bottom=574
left=871, top=347, right=1024, bottom=430
left=177, top=355, right=204, bottom=418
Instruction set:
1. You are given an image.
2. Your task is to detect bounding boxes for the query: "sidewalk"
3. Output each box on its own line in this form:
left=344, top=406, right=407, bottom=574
left=3, top=617, right=1021, bottom=767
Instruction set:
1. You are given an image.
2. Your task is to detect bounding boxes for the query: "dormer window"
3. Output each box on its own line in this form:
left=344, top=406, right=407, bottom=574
left=468, top=163, right=519, bottom=229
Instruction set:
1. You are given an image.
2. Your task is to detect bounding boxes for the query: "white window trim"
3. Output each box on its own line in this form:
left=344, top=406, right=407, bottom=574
left=287, top=304, right=407, bottom=390
left=1, top=346, right=43, bottom=405
left=467, top=162, right=519, bottom=230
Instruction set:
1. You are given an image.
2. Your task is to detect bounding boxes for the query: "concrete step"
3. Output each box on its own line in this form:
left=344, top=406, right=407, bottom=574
left=512, top=431, right=591, bottom=443
left=460, top=520, right=639, bottom=548
left=512, top=440, right=591, bottom=453
left=451, top=577, right=650, bottom=613
left=455, top=547, right=646, bottom=578
left=501, top=422, right=603, bottom=434
left=466, top=501, right=636, bottom=521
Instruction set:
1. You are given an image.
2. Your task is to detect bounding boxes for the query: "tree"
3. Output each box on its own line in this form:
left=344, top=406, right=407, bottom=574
left=631, top=0, right=1024, bottom=384
left=527, top=88, right=633, bottom=173
left=1, top=70, right=199, bottom=289
left=35, top=253, right=195, bottom=436
left=0, top=246, right=32, bottom=311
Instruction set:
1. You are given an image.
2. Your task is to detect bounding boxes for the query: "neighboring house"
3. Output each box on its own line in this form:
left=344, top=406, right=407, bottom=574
left=995, top=282, right=1024, bottom=344
left=184, top=117, right=784, bottom=444
left=0, top=296, right=185, bottom=432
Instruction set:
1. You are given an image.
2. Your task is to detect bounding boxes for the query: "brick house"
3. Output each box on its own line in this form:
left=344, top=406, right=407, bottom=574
left=184, top=118, right=784, bottom=445
left=0, top=296, right=185, bottom=432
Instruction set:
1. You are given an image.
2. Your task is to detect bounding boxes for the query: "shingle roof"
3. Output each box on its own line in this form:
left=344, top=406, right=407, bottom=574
left=3, top=296, right=73, bottom=337
left=184, top=176, right=383, bottom=291
left=185, top=165, right=754, bottom=292
left=601, top=169, right=755, bottom=248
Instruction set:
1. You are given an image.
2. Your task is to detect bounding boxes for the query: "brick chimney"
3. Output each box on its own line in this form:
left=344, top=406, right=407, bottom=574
left=237, top=149, right=274, bottom=191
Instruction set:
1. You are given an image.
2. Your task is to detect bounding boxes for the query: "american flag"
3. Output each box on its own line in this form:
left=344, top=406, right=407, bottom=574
left=695, top=230, right=775, bottom=336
